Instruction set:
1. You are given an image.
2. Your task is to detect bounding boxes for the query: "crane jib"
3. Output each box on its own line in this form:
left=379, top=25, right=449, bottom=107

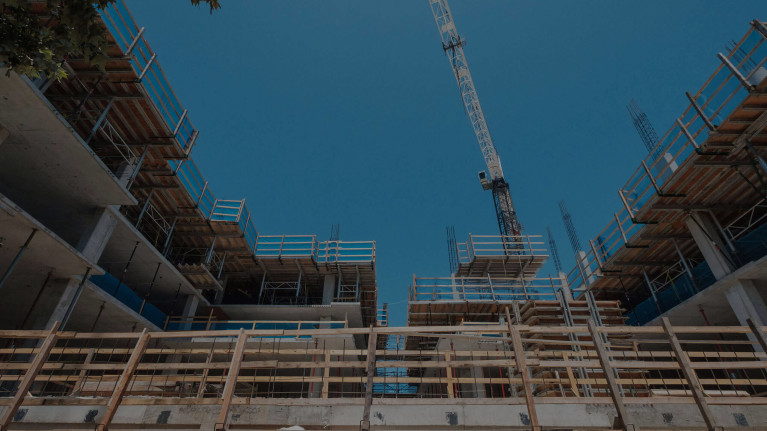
left=429, top=0, right=522, bottom=237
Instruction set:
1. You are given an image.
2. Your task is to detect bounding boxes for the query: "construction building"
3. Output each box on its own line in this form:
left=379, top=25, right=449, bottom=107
left=0, top=2, right=766, bottom=430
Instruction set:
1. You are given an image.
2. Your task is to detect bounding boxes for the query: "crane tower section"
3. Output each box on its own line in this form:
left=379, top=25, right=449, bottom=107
left=429, top=0, right=522, bottom=238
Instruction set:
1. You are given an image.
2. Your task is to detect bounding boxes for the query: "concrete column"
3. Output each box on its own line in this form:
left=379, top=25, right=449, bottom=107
left=322, top=274, right=336, bottom=305
left=75, top=207, right=118, bottom=263
left=181, top=294, right=199, bottom=330
left=37, top=278, right=81, bottom=330
left=685, top=212, right=734, bottom=280
left=725, top=279, right=767, bottom=351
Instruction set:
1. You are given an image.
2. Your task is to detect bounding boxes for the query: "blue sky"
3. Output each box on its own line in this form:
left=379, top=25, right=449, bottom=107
left=124, top=1, right=765, bottom=325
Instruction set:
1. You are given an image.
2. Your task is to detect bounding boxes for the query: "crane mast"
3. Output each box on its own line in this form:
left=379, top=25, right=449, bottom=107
left=429, top=0, right=522, bottom=238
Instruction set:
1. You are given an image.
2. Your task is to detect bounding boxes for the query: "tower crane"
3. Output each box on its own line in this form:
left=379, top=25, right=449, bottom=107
left=429, top=0, right=522, bottom=239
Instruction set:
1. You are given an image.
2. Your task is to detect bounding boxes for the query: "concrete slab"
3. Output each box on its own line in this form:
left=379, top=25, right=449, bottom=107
left=99, top=206, right=206, bottom=308
left=0, top=71, right=136, bottom=209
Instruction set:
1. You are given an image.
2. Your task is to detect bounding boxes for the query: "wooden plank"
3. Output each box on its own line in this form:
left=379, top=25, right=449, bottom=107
left=0, top=321, right=59, bottom=431
left=360, top=325, right=376, bottom=431
left=661, top=317, right=721, bottom=431
left=97, top=328, right=150, bottom=431
left=215, top=328, right=247, bottom=431
left=506, top=308, right=539, bottom=431
left=587, top=320, right=632, bottom=431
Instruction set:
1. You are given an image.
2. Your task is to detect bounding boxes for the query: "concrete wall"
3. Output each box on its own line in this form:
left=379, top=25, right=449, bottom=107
left=2, top=400, right=765, bottom=430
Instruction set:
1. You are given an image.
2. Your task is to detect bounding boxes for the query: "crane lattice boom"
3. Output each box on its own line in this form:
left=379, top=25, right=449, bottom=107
left=429, top=0, right=522, bottom=238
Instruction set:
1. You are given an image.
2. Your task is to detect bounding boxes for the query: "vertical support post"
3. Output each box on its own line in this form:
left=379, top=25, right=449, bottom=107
left=673, top=239, right=696, bottom=288
left=258, top=272, right=267, bottom=303
left=747, top=317, right=767, bottom=352
left=136, top=53, right=156, bottom=82
left=0, top=229, right=37, bottom=290
left=162, top=216, right=178, bottom=256
left=615, top=213, right=629, bottom=244
left=505, top=308, right=539, bottom=431
left=217, top=251, right=228, bottom=280
left=444, top=351, right=455, bottom=399
left=587, top=320, right=633, bottom=431
left=718, top=52, right=756, bottom=91
left=360, top=325, right=376, bottom=431
left=86, top=99, right=114, bottom=144
left=172, top=109, right=189, bottom=137
left=126, top=146, right=149, bottom=189
left=641, top=160, right=663, bottom=194
left=70, top=348, right=96, bottom=395
left=60, top=267, right=92, bottom=328
left=0, top=321, right=60, bottom=431
left=618, top=190, right=635, bottom=220
left=215, top=328, right=248, bottom=431
left=661, top=317, right=721, bottom=431
left=676, top=118, right=700, bottom=150
left=685, top=92, right=716, bottom=131
left=97, top=329, right=150, bottom=431
left=321, top=352, right=331, bottom=399
left=206, top=236, right=217, bottom=266
left=642, top=270, right=662, bottom=313
left=135, top=188, right=155, bottom=227
left=125, top=27, right=145, bottom=55
left=197, top=181, right=209, bottom=209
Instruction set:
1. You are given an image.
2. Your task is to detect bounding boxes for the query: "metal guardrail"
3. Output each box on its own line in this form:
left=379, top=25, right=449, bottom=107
left=455, top=234, right=547, bottom=263
left=409, top=276, right=563, bottom=302
left=102, top=1, right=197, bottom=152
left=163, top=317, right=347, bottom=332
left=567, top=21, right=767, bottom=292
left=255, top=235, right=375, bottom=263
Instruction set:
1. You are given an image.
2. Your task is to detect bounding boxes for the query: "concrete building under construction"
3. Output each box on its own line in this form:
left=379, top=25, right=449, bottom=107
left=0, top=2, right=766, bottom=430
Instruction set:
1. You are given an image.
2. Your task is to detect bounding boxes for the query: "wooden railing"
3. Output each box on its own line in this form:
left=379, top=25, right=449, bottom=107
left=0, top=319, right=765, bottom=430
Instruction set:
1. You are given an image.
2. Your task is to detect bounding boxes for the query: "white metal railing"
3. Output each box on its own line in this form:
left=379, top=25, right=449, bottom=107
left=455, top=234, right=546, bottom=264
left=409, top=276, right=564, bottom=302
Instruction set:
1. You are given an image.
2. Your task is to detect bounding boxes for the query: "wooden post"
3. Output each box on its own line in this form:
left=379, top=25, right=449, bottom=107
left=505, top=308, right=539, bottom=431
left=562, top=352, right=580, bottom=397
left=661, top=317, right=721, bottom=431
left=746, top=317, right=767, bottom=352
left=360, top=325, right=376, bottom=431
left=444, top=352, right=455, bottom=399
left=196, top=348, right=215, bottom=398
left=587, top=319, right=633, bottom=431
left=70, top=348, right=96, bottom=395
left=215, top=328, right=248, bottom=431
left=321, top=352, right=331, bottom=399
left=0, top=321, right=60, bottom=431
left=97, top=329, right=151, bottom=431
